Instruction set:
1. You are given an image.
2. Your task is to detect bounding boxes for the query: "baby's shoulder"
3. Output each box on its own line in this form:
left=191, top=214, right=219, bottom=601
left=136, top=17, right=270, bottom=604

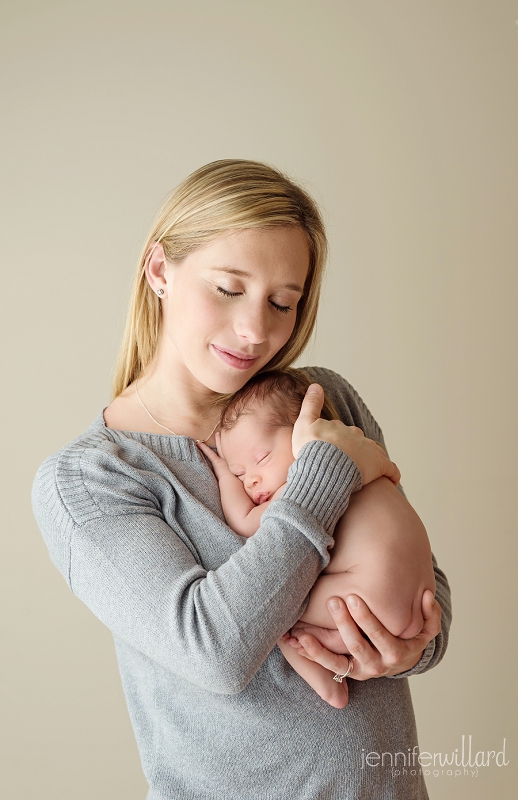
left=301, top=366, right=383, bottom=442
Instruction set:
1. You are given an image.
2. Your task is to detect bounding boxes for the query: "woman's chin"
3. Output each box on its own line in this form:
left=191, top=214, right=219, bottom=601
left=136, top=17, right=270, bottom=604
left=194, top=366, right=258, bottom=397
left=200, top=360, right=266, bottom=396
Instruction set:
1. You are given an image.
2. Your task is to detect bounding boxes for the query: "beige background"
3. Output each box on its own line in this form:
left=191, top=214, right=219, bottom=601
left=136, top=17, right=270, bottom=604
left=1, top=1, right=517, bottom=798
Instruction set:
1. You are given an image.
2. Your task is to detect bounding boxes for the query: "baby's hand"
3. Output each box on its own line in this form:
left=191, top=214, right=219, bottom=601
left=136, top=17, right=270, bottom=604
left=288, top=622, right=351, bottom=655
left=197, top=434, right=233, bottom=481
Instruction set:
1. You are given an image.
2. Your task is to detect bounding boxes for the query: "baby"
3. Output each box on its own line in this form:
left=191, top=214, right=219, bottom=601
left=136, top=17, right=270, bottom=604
left=198, top=369, right=436, bottom=707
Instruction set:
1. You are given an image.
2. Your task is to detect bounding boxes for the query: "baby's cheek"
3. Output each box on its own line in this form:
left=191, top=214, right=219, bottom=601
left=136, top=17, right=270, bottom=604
left=275, top=466, right=291, bottom=491
left=244, top=485, right=256, bottom=502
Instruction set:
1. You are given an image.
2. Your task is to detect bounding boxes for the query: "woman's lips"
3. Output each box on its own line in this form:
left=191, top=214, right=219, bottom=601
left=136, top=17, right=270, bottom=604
left=212, top=345, right=259, bottom=371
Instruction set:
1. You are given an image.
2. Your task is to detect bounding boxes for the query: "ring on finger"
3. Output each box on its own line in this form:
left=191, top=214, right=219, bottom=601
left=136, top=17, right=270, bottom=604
left=333, top=656, right=354, bottom=683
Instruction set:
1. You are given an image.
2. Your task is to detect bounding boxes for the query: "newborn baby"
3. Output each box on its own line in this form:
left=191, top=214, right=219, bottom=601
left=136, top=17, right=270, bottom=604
left=198, top=369, right=435, bottom=707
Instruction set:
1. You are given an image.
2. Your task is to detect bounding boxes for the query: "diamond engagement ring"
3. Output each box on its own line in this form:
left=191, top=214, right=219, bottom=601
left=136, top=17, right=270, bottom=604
left=333, top=656, right=354, bottom=683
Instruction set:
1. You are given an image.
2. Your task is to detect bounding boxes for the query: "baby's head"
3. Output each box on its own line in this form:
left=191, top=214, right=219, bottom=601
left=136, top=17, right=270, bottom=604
left=220, top=370, right=337, bottom=505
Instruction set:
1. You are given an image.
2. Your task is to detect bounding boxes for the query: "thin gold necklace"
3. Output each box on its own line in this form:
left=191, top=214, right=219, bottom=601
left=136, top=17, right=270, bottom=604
left=135, top=380, right=220, bottom=443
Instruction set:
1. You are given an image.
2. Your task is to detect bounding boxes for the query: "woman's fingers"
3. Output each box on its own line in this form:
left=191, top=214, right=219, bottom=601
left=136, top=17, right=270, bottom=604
left=292, top=384, right=325, bottom=457
left=329, top=594, right=442, bottom=678
left=297, top=634, right=354, bottom=676
left=295, top=594, right=443, bottom=682
left=291, top=385, right=400, bottom=486
left=418, top=590, right=441, bottom=640
left=326, top=597, right=387, bottom=678
left=291, top=624, right=351, bottom=654
left=296, top=384, right=325, bottom=425
left=384, top=460, right=401, bottom=486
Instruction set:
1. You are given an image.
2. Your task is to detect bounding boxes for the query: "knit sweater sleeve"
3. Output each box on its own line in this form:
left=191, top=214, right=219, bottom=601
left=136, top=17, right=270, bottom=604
left=32, top=433, right=361, bottom=695
left=304, top=366, right=452, bottom=677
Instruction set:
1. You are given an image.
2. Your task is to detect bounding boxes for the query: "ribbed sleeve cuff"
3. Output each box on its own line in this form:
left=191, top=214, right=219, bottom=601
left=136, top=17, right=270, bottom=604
left=281, top=440, right=363, bottom=535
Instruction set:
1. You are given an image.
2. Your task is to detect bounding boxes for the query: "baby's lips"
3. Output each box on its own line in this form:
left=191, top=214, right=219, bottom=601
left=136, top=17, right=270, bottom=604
left=253, top=491, right=271, bottom=505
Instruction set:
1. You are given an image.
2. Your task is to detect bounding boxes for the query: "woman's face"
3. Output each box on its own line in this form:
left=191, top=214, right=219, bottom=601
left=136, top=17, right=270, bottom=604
left=159, top=226, right=310, bottom=395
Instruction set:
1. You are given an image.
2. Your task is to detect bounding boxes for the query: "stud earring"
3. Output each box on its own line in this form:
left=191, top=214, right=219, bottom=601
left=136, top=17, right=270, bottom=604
left=157, top=289, right=165, bottom=297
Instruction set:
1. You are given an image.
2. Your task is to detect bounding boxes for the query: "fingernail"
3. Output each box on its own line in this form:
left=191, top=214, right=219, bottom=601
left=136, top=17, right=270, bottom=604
left=299, top=637, right=310, bottom=648
left=346, top=595, right=358, bottom=609
left=328, top=598, right=340, bottom=613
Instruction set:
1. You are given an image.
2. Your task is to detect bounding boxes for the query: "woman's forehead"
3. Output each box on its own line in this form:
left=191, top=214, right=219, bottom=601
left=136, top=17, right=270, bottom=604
left=177, top=226, right=309, bottom=285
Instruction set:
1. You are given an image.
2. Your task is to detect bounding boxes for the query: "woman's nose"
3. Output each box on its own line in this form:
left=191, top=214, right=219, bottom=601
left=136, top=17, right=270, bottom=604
left=234, top=303, right=268, bottom=344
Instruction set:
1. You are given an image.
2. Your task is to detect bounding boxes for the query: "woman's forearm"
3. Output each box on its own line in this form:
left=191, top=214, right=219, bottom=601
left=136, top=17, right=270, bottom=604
left=34, top=439, right=361, bottom=694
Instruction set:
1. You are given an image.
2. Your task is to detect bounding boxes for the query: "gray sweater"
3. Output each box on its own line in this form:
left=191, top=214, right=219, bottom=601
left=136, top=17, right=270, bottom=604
left=32, top=367, right=451, bottom=800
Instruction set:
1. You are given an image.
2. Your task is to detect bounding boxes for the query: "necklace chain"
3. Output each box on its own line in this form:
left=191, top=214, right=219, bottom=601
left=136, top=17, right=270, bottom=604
left=135, top=380, right=220, bottom=443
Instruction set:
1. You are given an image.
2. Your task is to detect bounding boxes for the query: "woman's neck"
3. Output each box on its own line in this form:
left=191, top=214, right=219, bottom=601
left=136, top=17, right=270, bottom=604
left=106, top=346, right=224, bottom=441
left=135, top=364, right=222, bottom=436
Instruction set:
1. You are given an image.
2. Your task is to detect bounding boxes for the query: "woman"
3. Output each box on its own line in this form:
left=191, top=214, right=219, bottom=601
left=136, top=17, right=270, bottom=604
left=32, top=159, right=451, bottom=799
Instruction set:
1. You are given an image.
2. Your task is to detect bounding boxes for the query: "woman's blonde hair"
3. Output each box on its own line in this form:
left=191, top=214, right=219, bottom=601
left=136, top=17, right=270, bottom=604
left=112, top=159, right=328, bottom=399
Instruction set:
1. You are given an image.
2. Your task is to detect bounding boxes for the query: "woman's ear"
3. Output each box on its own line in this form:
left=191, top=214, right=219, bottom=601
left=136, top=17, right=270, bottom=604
left=145, top=242, right=169, bottom=298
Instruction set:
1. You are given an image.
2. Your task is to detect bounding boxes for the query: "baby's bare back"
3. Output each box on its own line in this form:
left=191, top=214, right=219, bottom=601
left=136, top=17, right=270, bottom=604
left=300, top=477, right=436, bottom=639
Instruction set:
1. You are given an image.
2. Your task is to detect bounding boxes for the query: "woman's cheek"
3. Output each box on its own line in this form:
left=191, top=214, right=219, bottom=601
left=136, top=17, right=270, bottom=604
left=277, top=314, right=297, bottom=349
left=179, top=290, right=226, bottom=341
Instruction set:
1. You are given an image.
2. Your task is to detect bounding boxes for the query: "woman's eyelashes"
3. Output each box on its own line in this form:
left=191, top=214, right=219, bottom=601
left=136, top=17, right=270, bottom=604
left=216, top=286, right=293, bottom=314
left=270, top=300, right=292, bottom=314
left=217, top=286, right=241, bottom=298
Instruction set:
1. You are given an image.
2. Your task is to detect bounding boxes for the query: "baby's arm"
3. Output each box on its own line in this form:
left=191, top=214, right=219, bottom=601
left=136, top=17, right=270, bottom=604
left=295, top=477, right=436, bottom=646
left=197, top=440, right=283, bottom=538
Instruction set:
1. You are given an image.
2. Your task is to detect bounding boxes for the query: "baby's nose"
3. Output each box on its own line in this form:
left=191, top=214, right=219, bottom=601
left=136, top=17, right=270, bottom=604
left=245, top=474, right=260, bottom=489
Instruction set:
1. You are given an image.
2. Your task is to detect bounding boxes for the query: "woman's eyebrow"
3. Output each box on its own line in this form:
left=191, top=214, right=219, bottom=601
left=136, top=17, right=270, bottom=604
left=209, top=266, right=303, bottom=293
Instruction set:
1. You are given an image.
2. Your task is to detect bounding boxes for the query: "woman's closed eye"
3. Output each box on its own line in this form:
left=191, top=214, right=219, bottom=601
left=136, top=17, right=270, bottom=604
left=217, top=286, right=293, bottom=314
left=217, top=286, right=241, bottom=298
left=269, top=300, right=292, bottom=314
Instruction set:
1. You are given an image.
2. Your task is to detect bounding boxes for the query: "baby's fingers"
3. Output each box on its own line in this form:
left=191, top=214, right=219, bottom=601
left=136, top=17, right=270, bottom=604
left=214, top=431, right=225, bottom=459
left=196, top=440, right=220, bottom=464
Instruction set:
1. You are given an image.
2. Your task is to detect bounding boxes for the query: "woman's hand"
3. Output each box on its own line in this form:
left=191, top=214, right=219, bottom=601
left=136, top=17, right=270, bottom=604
left=288, top=622, right=352, bottom=654
left=292, top=384, right=401, bottom=486
left=289, top=590, right=441, bottom=680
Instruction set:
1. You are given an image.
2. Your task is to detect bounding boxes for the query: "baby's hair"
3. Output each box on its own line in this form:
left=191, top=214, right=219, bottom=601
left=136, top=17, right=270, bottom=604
left=220, top=369, right=339, bottom=431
